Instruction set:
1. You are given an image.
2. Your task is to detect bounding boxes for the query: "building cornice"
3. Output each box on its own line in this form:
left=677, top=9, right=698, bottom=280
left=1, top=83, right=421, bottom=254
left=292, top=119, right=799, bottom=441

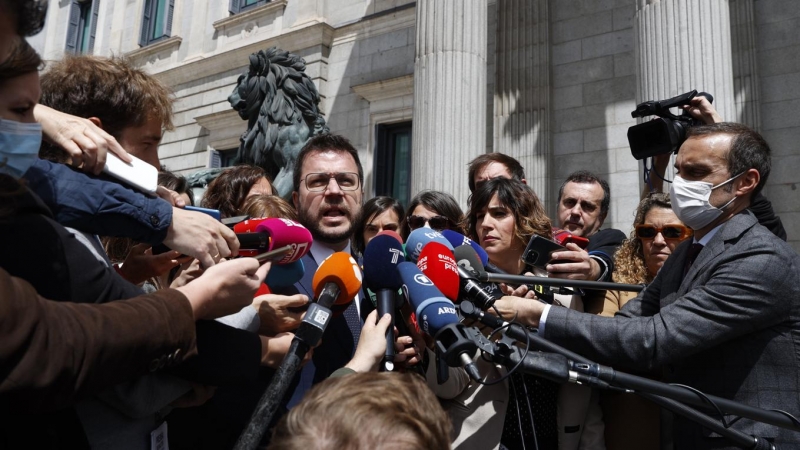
left=152, top=22, right=335, bottom=87
left=194, top=109, right=245, bottom=150
left=212, top=0, right=288, bottom=32
left=351, top=75, right=414, bottom=102
left=126, top=36, right=182, bottom=62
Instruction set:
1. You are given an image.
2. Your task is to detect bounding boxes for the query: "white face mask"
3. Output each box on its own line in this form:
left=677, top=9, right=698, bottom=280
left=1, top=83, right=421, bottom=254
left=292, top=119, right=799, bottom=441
left=669, top=173, right=742, bottom=230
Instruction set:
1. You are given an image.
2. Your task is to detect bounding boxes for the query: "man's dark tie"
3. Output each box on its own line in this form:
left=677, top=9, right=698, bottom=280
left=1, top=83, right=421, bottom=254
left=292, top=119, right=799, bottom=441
left=343, top=300, right=362, bottom=343
left=683, top=243, right=704, bottom=276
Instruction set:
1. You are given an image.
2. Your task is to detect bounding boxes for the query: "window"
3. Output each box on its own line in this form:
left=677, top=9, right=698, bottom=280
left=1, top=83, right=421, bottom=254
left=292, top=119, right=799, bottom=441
left=65, top=0, right=99, bottom=54
left=229, top=0, right=270, bottom=14
left=375, top=121, right=412, bottom=207
left=210, top=149, right=238, bottom=168
left=140, top=0, right=175, bottom=47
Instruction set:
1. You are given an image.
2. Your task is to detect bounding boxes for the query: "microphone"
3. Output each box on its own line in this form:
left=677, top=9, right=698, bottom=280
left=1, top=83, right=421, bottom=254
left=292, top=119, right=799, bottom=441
left=311, top=252, right=363, bottom=314
left=253, top=218, right=313, bottom=264
left=397, top=262, right=479, bottom=380
left=416, top=241, right=459, bottom=302
left=234, top=218, right=270, bottom=257
left=255, top=259, right=305, bottom=296
left=452, top=245, right=503, bottom=308
left=363, top=233, right=406, bottom=371
left=439, top=229, right=510, bottom=274
left=235, top=253, right=362, bottom=449
left=405, top=228, right=453, bottom=263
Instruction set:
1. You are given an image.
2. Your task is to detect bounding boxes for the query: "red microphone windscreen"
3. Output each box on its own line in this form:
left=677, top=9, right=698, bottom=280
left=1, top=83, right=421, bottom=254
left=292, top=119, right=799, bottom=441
left=233, top=217, right=269, bottom=233
left=312, top=252, right=363, bottom=306
left=254, top=218, right=312, bottom=264
left=416, top=242, right=460, bottom=302
left=376, top=229, right=403, bottom=244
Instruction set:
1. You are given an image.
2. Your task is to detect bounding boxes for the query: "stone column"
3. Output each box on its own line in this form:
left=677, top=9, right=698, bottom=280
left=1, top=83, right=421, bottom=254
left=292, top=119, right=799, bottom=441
left=412, top=0, right=487, bottom=207
left=493, top=0, right=551, bottom=207
left=729, top=0, right=760, bottom=130
left=634, top=0, right=736, bottom=122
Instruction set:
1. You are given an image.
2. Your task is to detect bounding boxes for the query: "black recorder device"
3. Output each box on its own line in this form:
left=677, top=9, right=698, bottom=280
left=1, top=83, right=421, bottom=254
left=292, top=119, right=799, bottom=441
left=521, top=235, right=567, bottom=269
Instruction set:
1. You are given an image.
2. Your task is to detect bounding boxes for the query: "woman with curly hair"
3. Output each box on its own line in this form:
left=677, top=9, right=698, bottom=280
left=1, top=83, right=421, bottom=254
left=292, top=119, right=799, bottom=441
left=599, top=192, right=691, bottom=450
left=454, top=178, right=603, bottom=450
left=603, top=192, right=691, bottom=314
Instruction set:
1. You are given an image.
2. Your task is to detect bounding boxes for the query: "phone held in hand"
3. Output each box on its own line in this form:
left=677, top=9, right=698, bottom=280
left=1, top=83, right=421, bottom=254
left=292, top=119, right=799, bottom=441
left=521, top=235, right=567, bottom=269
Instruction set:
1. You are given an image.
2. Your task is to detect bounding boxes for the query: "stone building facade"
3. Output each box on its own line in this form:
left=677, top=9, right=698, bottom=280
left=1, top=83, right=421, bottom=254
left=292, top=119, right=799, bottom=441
left=30, top=0, right=800, bottom=249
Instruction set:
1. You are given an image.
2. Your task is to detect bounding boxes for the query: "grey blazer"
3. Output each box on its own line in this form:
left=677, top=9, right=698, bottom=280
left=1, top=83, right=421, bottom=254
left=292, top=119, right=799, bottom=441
left=544, top=212, right=800, bottom=449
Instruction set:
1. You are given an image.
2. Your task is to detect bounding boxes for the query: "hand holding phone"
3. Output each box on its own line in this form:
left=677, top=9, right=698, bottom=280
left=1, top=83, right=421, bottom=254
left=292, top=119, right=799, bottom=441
left=521, top=235, right=567, bottom=269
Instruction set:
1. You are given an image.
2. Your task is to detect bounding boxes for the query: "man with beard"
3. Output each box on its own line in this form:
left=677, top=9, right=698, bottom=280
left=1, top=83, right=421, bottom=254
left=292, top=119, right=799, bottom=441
left=279, top=133, right=369, bottom=405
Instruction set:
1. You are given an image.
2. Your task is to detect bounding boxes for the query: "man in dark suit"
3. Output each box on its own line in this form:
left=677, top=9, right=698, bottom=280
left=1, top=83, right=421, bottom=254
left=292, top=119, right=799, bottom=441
left=494, top=123, right=800, bottom=449
left=277, top=133, right=370, bottom=405
left=550, top=170, right=627, bottom=282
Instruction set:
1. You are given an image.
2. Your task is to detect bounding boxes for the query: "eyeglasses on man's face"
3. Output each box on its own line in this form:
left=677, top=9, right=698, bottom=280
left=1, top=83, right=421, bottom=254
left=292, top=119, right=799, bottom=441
left=304, top=172, right=360, bottom=192
left=407, top=214, right=451, bottom=231
left=635, top=223, right=692, bottom=241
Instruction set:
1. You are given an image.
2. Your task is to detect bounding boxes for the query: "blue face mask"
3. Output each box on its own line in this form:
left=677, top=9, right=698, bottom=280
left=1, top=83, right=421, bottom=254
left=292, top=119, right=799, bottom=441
left=0, top=118, right=42, bottom=179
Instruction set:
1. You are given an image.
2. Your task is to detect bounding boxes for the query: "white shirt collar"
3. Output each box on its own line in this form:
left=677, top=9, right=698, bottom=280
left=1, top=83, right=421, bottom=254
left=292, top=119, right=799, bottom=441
left=694, top=223, right=724, bottom=246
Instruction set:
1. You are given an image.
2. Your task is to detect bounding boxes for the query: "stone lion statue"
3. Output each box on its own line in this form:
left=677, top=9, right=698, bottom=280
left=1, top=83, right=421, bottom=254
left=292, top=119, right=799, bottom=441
left=228, top=47, right=329, bottom=198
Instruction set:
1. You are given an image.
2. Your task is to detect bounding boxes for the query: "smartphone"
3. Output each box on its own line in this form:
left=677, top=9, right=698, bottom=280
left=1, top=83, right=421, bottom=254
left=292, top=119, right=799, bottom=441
left=521, top=235, right=567, bottom=269
left=185, top=205, right=222, bottom=221
left=102, top=152, right=158, bottom=194
left=553, top=229, right=589, bottom=249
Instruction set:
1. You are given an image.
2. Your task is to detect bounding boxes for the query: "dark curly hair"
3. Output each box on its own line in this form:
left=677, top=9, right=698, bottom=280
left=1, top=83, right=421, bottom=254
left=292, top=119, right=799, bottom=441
left=612, top=193, right=673, bottom=284
left=201, top=165, right=274, bottom=219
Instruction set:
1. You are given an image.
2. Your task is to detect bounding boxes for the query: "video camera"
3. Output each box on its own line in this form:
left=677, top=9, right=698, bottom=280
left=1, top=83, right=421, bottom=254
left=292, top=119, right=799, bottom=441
left=627, top=90, right=713, bottom=160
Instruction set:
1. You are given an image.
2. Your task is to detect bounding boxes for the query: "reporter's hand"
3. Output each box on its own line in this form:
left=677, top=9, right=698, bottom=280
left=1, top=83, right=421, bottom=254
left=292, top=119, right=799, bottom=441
left=489, top=295, right=545, bottom=328
left=499, top=278, right=538, bottom=299
left=345, top=310, right=392, bottom=373
left=679, top=96, right=723, bottom=125
left=546, top=243, right=600, bottom=280
left=252, top=293, right=308, bottom=335
left=117, top=243, right=181, bottom=285
left=165, top=207, right=240, bottom=268
left=176, top=258, right=270, bottom=320
left=169, top=258, right=203, bottom=288
left=259, top=333, right=311, bottom=369
left=34, top=104, right=131, bottom=174
left=156, top=186, right=186, bottom=208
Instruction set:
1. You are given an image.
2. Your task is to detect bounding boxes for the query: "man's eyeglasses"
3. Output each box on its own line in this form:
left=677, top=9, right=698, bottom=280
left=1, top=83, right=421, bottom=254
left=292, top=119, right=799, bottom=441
left=304, top=172, right=360, bottom=192
left=407, top=214, right=451, bottom=231
left=635, top=223, right=692, bottom=241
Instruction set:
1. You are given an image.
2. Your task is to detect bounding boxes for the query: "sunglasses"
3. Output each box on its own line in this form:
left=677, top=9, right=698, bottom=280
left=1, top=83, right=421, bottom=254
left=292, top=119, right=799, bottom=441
left=635, top=223, right=692, bottom=241
left=407, top=214, right=451, bottom=231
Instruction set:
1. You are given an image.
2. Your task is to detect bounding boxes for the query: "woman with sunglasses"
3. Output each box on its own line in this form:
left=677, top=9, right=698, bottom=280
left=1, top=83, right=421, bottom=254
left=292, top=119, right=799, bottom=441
left=401, top=190, right=465, bottom=239
left=451, top=178, right=602, bottom=450
left=599, top=192, right=691, bottom=450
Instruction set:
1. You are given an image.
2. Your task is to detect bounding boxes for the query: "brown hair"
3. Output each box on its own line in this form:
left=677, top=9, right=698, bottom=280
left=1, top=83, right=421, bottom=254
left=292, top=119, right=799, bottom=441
left=612, top=193, right=673, bottom=284
left=268, top=372, right=451, bottom=450
left=353, top=196, right=405, bottom=254
left=240, top=194, right=298, bottom=220
left=201, top=165, right=273, bottom=219
left=158, top=170, right=193, bottom=206
left=38, top=55, right=173, bottom=154
left=466, top=177, right=552, bottom=245
left=401, top=190, right=465, bottom=239
left=467, top=152, right=526, bottom=193
left=0, top=37, right=43, bottom=81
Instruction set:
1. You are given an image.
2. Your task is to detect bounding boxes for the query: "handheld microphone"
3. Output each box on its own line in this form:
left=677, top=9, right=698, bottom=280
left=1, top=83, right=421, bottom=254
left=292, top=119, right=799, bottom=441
left=311, top=252, right=362, bottom=312
left=440, top=230, right=488, bottom=265
left=255, top=259, right=306, bottom=296
left=234, top=218, right=270, bottom=257
left=452, top=245, right=503, bottom=308
left=235, top=253, right=362, bottom=450
left=416, top=241, right=459, bottom=302
left=253, top=218, right=313, bottom=264
left=363, top=233, right=406, bottom=371
left=397, top=262, right=479, bottom=380
left=405, top=228, right=454, bottom=263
